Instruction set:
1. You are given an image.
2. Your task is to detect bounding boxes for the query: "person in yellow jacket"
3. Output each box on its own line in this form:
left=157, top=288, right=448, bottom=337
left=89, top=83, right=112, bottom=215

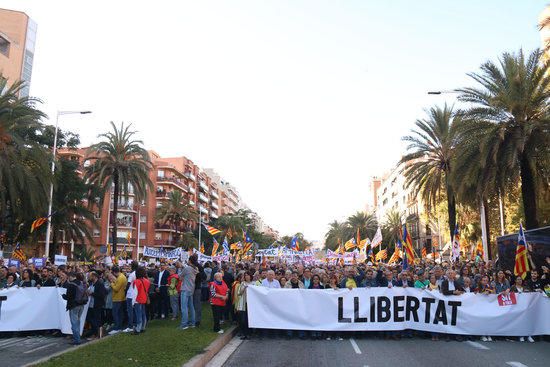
left=106, top=266, right=127, bottom=334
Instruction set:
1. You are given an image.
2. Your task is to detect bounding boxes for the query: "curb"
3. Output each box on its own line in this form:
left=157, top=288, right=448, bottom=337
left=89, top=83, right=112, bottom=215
left=182, top=326, right=238, bottom=367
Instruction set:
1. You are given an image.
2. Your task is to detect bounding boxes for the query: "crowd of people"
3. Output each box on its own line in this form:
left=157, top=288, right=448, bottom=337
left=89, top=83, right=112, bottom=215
left=1, top=254, right=549, bottom=346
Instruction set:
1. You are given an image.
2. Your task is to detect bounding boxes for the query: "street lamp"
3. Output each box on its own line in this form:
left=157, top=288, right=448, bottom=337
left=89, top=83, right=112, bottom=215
left=44, top=110, right=92, bottom=258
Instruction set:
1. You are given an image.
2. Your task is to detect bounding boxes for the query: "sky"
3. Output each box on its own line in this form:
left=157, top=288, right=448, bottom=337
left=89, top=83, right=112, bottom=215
left=3, top=0, right=547, bottom=244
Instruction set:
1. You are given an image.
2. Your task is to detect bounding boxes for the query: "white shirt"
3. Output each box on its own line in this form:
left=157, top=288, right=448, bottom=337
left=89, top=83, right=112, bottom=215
left=158, top=270, right=165, bottom=288
left=261, top=278, right=281, bottom=288
left=448, top=280, right=455, bottom=291
left=126, top=271, right=136, bottom=299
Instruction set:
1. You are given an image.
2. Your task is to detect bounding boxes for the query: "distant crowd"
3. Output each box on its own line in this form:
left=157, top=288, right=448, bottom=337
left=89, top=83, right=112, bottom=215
left=1, top=254, right=549, bottom=345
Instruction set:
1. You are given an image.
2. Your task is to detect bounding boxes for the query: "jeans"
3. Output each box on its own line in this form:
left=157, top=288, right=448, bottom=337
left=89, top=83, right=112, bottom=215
left=180, top=290, right=195, bottom=327
left=193, top=289, right=202, bottom=324
left=112, top=301, right=124, bottom=331
left=169, top=294, right=179, bottom=318
left=69, top=305, right=84, bottom=344
left=238, top=310, right=249, bottom=336
left=134, top=303, right=146, bottom=332
left=126, top=298, right=135, bottom=328
left=88, top=308, right=102, bottom=336
left=158, top=289, right=169, bottom=317
left=212, top=304, right=224, bottom=332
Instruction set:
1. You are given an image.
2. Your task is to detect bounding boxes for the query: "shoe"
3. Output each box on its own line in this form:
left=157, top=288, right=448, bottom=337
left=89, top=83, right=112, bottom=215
left=122, top=328, right=132, bottom=333
left=527, top=336, right=535, bottom=343
left=190, top=325, right=195, bottom=328
left=338, top=337, right=343, bottom=341
left=195, top=322, right=201, bottom=327
left=69, top=341, right=81, bottom=346
left=519, top=337, right=525, bottom=342
left=108, top=330, right=121, bottom=335
left=326, top=337, right=331, bottom=341
left=86, top=336, right=97, bottom=341
left=218, top=330, right=224, bottom=334
left=180, top=326, right=189, bottom=330
left=161, top=314, right=166, bottom=319
left=487, top=336, right=493, bottom=342
left=481, top=336, right=487, bottom=342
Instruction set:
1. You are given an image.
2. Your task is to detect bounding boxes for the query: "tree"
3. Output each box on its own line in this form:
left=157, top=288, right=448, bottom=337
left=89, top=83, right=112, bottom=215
left=72, top=245, right=96, bottom=262
left=46, top=158, right=99, bottom=258
left=84, top=122, right=153, bottom=253
left=156, top=190, right=197, bottom=246
left=457, top=49, right=550, bottom=229
left=0, top=77, right=51, bottom=243
left=400, top=104, right=459, bottom=242
left=382, top=209, right=404, bottom=250
left=346, top=211, right=378, bottom=239
left=324, top=220, right=348, bottom=250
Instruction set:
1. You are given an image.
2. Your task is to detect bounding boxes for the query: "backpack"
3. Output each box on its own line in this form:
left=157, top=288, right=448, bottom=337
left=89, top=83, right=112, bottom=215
left=72, top=281, right=89, bottom=305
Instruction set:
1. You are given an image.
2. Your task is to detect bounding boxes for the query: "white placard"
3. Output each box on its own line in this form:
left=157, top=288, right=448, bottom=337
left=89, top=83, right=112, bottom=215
left=54, top=254, right=67, bottom=266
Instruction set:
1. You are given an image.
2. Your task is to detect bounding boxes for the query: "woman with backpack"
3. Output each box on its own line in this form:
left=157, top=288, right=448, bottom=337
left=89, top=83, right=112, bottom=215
left=62, top=272, right=88, bottom=345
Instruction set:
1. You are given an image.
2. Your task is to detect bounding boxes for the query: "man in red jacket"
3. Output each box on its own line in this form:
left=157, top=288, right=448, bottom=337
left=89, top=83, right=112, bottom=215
left=209, top=272, right=228, bottom=334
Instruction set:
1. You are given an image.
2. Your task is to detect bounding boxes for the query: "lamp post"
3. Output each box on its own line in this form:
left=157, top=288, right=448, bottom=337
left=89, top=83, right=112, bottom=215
left=44, top=110, right=92, bottom=258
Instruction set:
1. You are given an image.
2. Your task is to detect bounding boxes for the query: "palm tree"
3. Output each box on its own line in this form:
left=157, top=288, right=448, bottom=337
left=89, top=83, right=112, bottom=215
left=84, top=122, right=153, bottom=253
left=72, top=245, right=96, bottom=262
left=346, top=211, right=378, bottom=239
left=324, top=220, right=349, bottom=250
left=0, top=77, right=50, bottom=242
left=457, top=49, right=550, bottom=229
left=156, top=190, right=197, bottom=246
left=47, top=158, right=99, bottom=258
left=382, top=209, right=404, bottom=249
left=400, top=104, right=459, bottom=242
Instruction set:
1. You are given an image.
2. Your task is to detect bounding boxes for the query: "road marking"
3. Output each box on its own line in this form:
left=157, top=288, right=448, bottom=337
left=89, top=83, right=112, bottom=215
left=506, top=362, right=528, bottom=367
left=466, top=341, right=490, bottom=350
left=0, top=338, right=25, bottom=348
left=350, top=338, right=362, bottom=354
left=23, top=342, right=57, bottom=354
left=206, top=336, right=243, bottom=367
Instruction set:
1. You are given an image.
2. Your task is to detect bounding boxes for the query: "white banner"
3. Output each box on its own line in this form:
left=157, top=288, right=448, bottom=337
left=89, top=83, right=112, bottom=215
left=247, top=286, right=550, bottom=336
left=0, top=287, right=88, bottom=334
left=142, top=246, right=184, bottom=259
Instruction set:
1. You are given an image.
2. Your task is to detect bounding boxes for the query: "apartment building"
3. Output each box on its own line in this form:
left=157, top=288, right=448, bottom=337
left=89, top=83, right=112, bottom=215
left=372, top=162, right=438, bottom=251
left=0, top=8, right=37, bottom=96
left=53, top=148, right=244, bottom=256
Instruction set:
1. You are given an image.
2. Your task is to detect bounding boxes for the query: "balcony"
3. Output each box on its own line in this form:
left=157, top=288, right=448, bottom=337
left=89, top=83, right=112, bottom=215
left=110, top=202, right=137, bottom=212
left=157, top=176, right=188, bottom=192
left=211, top=190, right=219, bottom=199
left=155, top=190, right=169, bottom=199
left=109, top=218, right=136, bottom=228
left=189, top=200, right=195, bottom=206
left=154, top=222, right=176, bottom=232
left=210, top=212, right=218, bottom=219
left=188, top=186, right=196, bottom=194
left=211, top=201, right=219, bottom=209
left=199, top=181, right=209, bottom=192
left=199, top=205, right=208, bottom=214
left=185, top=172, right=196, bottom=181
left=199, top=193, right=208, bottom=203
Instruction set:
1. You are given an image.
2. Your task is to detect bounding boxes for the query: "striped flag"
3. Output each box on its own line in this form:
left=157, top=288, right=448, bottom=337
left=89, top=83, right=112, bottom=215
left=514, top=224, right=530, bottom=279
left=388, top=247, right=401, bottom=264
left=12, top=243, right=26, bottom=261
left=344, top=238, right=356, bottom=251
left=475, top=242, right=484, bottom=258
left=222, top=237, right=230, bottom=254
left=421, top=246, right=427, bottom=259
left=203, top=224, right=221, bottom=236
left=375, top=248, right=388, bottom=261
left=30, top=217, right=48, bottom=233
left=200, top=242, right=205, bottom=254
left=211, top=238, right=220, bottom=257
left=402, top=224, right=415, bottom=263
left=230, top=241, right=242, bottom=251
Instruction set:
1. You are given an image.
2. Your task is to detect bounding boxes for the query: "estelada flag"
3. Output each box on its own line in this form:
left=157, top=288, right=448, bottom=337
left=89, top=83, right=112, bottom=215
left=30, top=217, right=48, bottom=233
left=203, top=224, right=221, bottom=236
left=211, top=238, right=220, bottom=257
left=514, top=224, right=530, bottom=279
left=344, top=238, right=356, bottom=251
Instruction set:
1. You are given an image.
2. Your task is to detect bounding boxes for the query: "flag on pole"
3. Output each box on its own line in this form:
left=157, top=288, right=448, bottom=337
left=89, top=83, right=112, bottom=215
left=452, top=225, right=460, bottom=262
left=514, top=224, right=530, bottom=279
left=30, top=217, right=48, bottom=233
left=211, top=238, right=219, bottom=257
left=367, top=248, right=375, bottom=262
left=402, top=224, right=415, bottom=263
left=290, top=236, right=299, bottom=251
left=421, top=246, right=427, bottom=259
left=12, top=243, right=26, bottom=261
left=344, top=238, right=356, bottom=251
left=200, top=242, right=205, bottom=254
left=356, top=228, right=361, bottom=250
left=230, top=242, right=242, bottom=251
left=375, top=248, right=388, bottom=261
left=388, top=247, right=401, bottom=264
left=203, top=224, right=221, bottom=235
left=475, top=242, right=484, bottom=259
left=222, top=237, right=230, bottom=254
left=371, top=227, right=383, bottom=248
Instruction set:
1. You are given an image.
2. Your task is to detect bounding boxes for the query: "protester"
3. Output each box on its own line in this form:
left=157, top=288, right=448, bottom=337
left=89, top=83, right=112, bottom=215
left=236, top=272, right=252, bottom=339
left=209, top=272, right=228, bottom=334
left=61, top=272, right=88, bottom=345
left=124, top=261, right=138, bottom=332
left=133, top=266, right=150, bottom=334
left=179, top=254, right=199, bottom=330
left=167, top=266, right=180, bottom=320
left=87, top=271, right=107, bottom=340
left=193, top=261, right=206, bottom=326
left=107, top=266, right=127, bottom=335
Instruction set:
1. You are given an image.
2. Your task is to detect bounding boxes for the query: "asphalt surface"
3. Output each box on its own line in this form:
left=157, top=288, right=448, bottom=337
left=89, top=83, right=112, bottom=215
left=223, top=336, right=550, bottom=367
left=0, top=334, right=77, bottom=367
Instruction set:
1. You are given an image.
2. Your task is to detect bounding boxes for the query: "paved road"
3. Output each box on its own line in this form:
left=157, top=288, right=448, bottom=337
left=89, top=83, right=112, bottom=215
left=0, top=334, right=77, bottom=367
left=223, top=337, right=550, bottom=367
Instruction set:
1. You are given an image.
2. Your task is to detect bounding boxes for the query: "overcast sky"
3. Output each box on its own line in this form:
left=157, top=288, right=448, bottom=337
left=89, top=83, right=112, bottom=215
left=4, top=0, right=546, bottom=244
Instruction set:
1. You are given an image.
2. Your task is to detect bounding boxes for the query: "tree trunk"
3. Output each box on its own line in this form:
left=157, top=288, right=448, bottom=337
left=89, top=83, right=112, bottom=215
left=446, top=180, right=457, bottom=245
left=112, top=174, right=119, bottom=254
left=519, top=154, right=539, bottom=229
left=49, top=229, right=57, bottom=260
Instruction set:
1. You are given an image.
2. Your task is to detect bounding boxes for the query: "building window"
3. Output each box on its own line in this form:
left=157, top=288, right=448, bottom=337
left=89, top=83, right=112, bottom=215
left=0, top=35, right=10, bottom=57
left=93, top=229, right=100, bottom=237
left=158, top=170, right=165, bottom=178
left=139, top=232, right=146, bottom=239
left=140, top=215, right=147, bottom=223
left=94, top=211, right=101, bottom=219
left=155, top=233, right=162, bottom=240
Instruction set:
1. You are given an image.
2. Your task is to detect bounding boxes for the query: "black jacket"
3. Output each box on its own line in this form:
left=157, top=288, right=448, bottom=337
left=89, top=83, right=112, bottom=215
left=154, top=270, right=170, bottom=293
left=62, top=280, right=80, bottom=310
left=441, top=279, right=464, bottom=295
left=90, top=279, right=107, bottom=309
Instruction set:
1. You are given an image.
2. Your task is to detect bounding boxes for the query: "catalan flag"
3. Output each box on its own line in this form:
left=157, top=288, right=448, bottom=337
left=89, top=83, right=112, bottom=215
left=30, top=217, right=48, bottom=233
left=242, top=241, right=252, bottom=254
left=344, top=238, right=356, bottom=251
left=230, top=241, right=242, bottom=251
left=475, top=242, right=484, bottom=258
left=375, top=248, right=388, bottom=261
left=514, top=224, right=530, bottom=279
left=12, top=243, right=26, bottom=261
left=421, top=246, right=427, bottom=259
left=388, top=243, right=402, bottom=264
left=200, top=242, right=205, bottom=254
left=204, top=224, right=221, bottom=236
left=211, top=238, right=219, bottom=256
left=402, top=224, right=415, bottom=263
left=367, top=248, right=375, bottom=262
